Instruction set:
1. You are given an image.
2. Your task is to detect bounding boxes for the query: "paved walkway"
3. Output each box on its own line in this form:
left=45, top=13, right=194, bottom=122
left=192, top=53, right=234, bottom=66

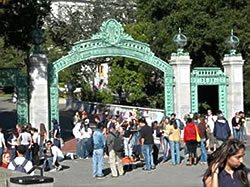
left=47, top=142, right=250, bottom=187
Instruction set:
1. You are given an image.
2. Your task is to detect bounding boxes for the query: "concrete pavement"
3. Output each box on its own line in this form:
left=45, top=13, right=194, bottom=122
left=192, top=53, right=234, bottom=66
left=47, top=142, right=250, bottom=187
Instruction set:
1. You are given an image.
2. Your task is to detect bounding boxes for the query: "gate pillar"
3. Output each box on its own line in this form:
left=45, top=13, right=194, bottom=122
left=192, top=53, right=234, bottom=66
left=29, top=54, right=49, bottom=130
left=169, top=55, right=192, bottom=118
left=222, top=55, right=244, bottom=120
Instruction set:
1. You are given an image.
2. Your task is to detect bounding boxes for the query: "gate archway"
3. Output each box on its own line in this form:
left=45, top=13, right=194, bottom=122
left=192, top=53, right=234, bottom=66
left=0, top=68, right=29, bottom=124
left=48, top=19, right=174, bottom=125
left=191, top=67, right=228, bottom=117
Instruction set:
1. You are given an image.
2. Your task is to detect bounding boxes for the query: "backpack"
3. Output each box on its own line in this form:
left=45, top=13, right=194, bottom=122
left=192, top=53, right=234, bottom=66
left=176, top=119, right=185, bottom=130
left=12, top=159, right=29, bottom=173
left=110, top=132, right=124, bottom=152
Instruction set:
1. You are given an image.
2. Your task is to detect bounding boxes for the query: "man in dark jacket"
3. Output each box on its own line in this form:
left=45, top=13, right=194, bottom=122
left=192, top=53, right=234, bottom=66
left=213, top=115, right=231, bottom=147
left=106, top=124, right=124, bottom=177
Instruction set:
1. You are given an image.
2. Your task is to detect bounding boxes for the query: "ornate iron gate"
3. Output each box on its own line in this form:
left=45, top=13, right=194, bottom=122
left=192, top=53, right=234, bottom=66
left=191, top=67, right=228, bottom=117
left=0, top=68, right=29, bottom=124
left=48, top=19, right=174, bottom=124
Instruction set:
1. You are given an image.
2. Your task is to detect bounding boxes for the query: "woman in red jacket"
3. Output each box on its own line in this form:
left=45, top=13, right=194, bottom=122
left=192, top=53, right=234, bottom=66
left=184, top=118, right=199, bottom=166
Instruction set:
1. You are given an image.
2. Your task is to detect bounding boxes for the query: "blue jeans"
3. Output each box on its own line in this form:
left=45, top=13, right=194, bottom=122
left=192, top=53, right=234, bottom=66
left=77, top=139, right=84, bottom=158
left=162, top=137, right=169, bottom=161
left=142, top=144, right=155, bottom=169
left=233, top=129, right=240, bottom=140
left=82, top=138, right=89, bottom=158
left=0, top=147, right=3, bottom=158
left=92, top=149, right=104, bottom=177
left=169, top=141, right=180, bottom=165
left=200, top=139, right=208, bottom=162
left=48, top=156, right=64, bottom=169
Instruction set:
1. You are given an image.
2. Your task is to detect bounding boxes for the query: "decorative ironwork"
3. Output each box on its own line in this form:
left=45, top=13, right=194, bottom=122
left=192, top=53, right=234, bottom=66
left=225, top=29, right=240, bottom=57
left=0, top=68, right=29, bottom=124
left=48, top=19, right=174, bottom=123
left=191, top=67, right=228, bottom=118
left=32, top=29, right=44, bottom=54
left=172, top=28, right=189, bottom=56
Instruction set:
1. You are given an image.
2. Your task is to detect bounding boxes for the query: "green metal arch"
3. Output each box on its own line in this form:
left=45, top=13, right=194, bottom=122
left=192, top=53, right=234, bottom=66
left=191, top=67, right=228, bottom=118
left=48, top=19, right=174, bottom=124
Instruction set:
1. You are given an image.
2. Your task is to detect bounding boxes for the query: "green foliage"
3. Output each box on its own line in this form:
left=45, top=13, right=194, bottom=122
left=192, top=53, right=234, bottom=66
left=96, top=90, right=114, bottom=104
left=0, top=0, right=51, bottom=51
left=0, top=37, right=25, bottom=68
left=136, top=0, right=250, bottom=111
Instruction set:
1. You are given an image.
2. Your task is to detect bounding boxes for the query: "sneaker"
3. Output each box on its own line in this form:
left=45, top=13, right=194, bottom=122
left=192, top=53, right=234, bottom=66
left=57, top=165, right=63, bottom=171
left=49, top=168, right=57, bottom=172
left=97, top=175, right=105, bottom=179
left=85, top=157, right=89, bottom=160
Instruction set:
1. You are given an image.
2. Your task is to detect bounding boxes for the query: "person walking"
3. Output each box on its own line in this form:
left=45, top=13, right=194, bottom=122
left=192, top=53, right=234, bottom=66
left=92, top=123, right=105, bottom=179
left=106, top=124, right=124, bottom=177
left=139, top=117, right=155, bottom=171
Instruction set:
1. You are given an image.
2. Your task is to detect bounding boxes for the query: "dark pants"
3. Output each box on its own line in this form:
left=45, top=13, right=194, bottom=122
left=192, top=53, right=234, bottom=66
left=152, top=144, right=160, bottom=165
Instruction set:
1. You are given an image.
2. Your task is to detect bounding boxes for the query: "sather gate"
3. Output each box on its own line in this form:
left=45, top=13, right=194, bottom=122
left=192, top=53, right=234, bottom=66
left=48, top=19, right=174, bottom=127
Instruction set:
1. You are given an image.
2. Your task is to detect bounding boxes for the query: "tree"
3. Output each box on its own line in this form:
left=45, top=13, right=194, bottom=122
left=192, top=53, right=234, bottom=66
left=0, top=0, right=51, bottom=52
left=45, top=0, right=136, bottom=95
left=136, top=0, right=250, bottom=113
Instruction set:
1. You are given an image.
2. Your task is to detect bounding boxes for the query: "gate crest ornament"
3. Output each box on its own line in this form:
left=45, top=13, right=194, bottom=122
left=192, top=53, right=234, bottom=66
left=91, top=19, right=133, bottom=45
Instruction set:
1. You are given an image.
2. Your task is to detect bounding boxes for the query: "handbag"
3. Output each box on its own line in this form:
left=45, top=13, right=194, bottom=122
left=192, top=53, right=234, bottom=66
left=195, top=126, right=201, bottom=142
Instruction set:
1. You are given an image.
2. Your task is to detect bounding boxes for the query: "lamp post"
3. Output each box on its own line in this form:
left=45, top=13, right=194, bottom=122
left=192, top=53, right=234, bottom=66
left=225, top=29, right=239, bottom=56
left=173, top=28, right=187, bottom=55
left=32, top=29, right=44, bottom=54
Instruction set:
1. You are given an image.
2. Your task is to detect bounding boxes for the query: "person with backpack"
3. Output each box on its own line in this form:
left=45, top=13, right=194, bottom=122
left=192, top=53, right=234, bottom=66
left=106, top=124, right=124, bottom=177
left=8, top=145, right=34, bottom=174
left=213, top=114, right=231, bottom=147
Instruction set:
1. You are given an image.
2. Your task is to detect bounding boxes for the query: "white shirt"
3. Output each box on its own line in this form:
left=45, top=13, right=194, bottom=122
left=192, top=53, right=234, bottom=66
left=0, top=132, right=6, bottom=148
left=73, top=123, right=92, bottom=139
left=153, top=130, right=161, bottom=144
left=8, top=157, right=34, bottom=175
left=51, top=145, right=64, bottom=163
left=32, top=132, right=39, bottom=143
left=207, top=115, right=217, bottom=133
left=20, top=132, right=31, bottom=145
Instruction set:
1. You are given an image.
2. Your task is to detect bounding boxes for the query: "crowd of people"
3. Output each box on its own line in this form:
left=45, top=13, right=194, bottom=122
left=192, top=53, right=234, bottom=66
left=0, top=108, right=249, bottom=186
left=0, top=120, right=65, bottom=174
left=71, top=109, right=249, bottom=184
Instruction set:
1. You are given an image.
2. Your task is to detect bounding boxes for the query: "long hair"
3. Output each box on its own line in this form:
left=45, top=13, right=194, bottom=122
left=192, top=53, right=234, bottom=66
left=170, top=119, right=178, bottom=129
left=203, top=139, right=249, bottom=186
left=39, top=123, right=47, bottom=137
